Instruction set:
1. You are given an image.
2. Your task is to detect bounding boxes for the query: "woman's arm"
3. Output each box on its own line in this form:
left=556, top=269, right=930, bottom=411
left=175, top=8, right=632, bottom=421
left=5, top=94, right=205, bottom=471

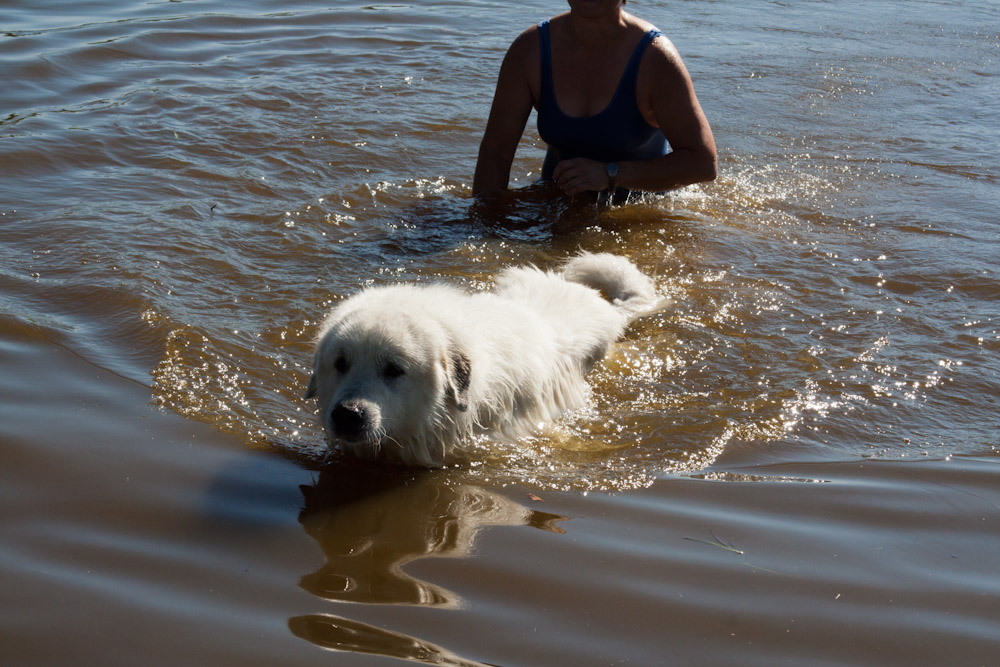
left=473, top=30, right=538, bottom=196
left=623, top=36, right=717, bottom=190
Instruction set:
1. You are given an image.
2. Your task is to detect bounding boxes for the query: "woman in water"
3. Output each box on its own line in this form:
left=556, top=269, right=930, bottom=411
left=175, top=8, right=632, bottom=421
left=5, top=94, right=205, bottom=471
left=473, top=0, right=717, bottom=201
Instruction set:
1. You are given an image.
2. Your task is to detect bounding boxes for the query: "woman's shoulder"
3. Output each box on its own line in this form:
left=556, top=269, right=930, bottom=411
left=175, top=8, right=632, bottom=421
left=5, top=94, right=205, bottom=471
left=623, top=11, right=660, bottom=35
left=495, top=23, right=542, bottom=98
left=616, top=13, right=682, bottom=74
left=622, top=12, right=682, bottom=72
left=642, top=31, right=685, bottom=75
left=505, top=22, right=542, bottom=62
left=635, top=27, right=697, bottom=106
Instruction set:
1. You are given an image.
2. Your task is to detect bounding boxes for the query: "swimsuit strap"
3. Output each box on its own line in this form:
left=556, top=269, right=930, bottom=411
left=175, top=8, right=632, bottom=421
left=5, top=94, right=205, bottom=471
left=539, top=20, right=554, bottom=108
left=623, top=29, right=662, bottom=85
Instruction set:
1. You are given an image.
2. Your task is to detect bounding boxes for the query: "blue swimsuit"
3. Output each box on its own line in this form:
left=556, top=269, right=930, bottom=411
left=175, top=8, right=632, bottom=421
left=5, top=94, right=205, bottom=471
left=536, top=20, right=670, bottom=185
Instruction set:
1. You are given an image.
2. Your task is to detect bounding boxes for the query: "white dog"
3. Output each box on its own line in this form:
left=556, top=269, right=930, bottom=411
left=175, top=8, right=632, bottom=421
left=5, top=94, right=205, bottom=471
left=305, top=252, right=657, bottom=467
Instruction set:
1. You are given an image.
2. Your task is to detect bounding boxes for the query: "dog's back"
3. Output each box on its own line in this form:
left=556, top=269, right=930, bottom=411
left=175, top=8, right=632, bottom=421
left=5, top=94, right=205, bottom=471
left=493, top=253, right=657, bottom=377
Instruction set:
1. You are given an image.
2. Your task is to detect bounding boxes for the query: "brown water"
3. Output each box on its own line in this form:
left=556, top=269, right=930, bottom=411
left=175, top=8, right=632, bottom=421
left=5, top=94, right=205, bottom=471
left=2, top=0, right=999, bottom=664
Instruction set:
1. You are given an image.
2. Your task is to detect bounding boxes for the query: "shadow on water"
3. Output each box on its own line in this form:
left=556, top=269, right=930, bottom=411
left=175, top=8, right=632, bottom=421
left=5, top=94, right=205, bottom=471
left=289, top=460, right=565, bottom=662
left=288, top=613, right=502, bottom=667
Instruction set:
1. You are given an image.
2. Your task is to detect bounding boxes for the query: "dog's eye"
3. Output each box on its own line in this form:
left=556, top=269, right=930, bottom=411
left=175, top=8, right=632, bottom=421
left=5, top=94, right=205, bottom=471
left=382, top=361, right=405, bottom=380
left=334, top=355, right=348, bottom=374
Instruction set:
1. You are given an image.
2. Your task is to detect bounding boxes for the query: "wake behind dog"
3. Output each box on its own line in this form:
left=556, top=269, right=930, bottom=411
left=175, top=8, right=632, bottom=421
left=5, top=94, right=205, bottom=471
left=305, top=252, right=659, bottom=467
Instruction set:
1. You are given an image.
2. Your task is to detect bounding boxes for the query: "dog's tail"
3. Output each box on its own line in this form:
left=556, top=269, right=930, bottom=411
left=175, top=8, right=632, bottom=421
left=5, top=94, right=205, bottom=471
left=560, top=252, right=660, bottom=316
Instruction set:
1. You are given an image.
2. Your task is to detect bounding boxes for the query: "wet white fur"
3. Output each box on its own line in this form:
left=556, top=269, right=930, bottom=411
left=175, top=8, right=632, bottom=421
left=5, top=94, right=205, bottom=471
left=305, top=252, right=657, bottom=467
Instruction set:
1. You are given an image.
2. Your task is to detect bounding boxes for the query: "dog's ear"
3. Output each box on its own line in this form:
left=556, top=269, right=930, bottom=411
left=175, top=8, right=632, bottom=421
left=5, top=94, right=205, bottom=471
left=446, top=350, right=471, bottom=412
left=304, top=372, right=318, bottom=400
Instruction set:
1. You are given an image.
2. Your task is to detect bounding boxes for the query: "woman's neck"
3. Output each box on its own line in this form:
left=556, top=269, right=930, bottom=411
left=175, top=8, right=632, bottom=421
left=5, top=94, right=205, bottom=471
left=565, top=8, right=629, bottom=46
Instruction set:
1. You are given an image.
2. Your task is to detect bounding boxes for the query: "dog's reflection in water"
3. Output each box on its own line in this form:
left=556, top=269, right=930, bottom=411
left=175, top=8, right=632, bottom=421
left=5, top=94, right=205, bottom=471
left=296, top=464, right=566, bottom=607
left=291, top=464, right=566, bottom=664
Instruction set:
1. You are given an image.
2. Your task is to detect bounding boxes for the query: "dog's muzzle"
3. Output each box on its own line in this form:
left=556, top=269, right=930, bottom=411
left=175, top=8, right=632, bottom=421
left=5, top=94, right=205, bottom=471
left=330, top=400, right=373, bottom=441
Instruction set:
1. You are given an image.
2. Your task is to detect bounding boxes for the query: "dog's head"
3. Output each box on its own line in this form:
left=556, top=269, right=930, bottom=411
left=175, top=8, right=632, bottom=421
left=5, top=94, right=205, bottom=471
left=305, top=288, right=471, bottom=466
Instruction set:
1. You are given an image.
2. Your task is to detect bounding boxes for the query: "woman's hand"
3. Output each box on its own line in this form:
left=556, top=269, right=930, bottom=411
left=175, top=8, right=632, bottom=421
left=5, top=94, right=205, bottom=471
left=552, top=158, right=610, bottom=196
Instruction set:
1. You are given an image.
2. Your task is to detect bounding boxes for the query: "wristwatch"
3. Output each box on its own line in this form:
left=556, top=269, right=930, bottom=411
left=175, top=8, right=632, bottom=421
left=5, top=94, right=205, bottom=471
left=605, top=162, right=619, bottom=193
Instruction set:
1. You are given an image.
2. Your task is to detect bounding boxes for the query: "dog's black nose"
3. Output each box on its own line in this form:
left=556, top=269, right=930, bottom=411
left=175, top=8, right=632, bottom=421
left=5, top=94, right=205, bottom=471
left=331, top=402, right=366, bottom=440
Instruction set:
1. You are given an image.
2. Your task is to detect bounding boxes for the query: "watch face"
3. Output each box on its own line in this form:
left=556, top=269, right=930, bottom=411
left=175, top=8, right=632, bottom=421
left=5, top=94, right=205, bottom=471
left=607, top=163, right=619, bottom=177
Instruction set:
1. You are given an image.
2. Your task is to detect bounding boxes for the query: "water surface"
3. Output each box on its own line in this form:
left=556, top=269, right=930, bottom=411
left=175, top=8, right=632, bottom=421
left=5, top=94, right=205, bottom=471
left=2, top=0, right=999, bottom=664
